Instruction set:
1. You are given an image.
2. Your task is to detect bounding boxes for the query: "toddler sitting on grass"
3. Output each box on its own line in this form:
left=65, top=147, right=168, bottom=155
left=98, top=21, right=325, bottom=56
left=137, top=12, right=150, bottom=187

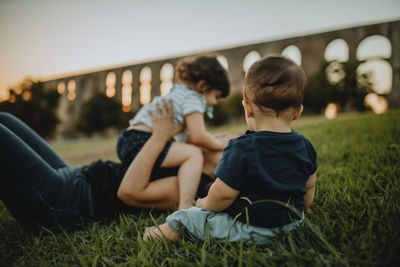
left=143, top=55, right=318, bottom=245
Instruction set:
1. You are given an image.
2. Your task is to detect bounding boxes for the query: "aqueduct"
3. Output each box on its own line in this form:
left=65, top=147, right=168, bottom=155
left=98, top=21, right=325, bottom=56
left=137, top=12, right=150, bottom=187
left=42, top=20, right=400, bottom=136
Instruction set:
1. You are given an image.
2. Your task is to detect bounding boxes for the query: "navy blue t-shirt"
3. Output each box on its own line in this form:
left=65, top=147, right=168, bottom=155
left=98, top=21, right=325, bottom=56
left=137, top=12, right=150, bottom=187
left=214, top=130, right=318, bottom=228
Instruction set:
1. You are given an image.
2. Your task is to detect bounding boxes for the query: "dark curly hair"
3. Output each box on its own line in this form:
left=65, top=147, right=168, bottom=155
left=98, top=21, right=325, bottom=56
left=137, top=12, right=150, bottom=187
left=175, top=55, right=230, bottom=98
left=244, top=55, right=306, bottom=111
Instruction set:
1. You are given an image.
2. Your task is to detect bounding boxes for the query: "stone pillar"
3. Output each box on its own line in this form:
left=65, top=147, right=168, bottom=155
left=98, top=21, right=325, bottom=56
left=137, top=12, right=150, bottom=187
left=388, top=21, right=400, bottom=108
left=131, top=66, right=141, bottom=112
left=114, top=68, right=123, bottom=103
left=297, top=37, right=326, bottom=77
left=55, top=79, right=70, bottom=138
left=223, top=49, right=247, bottom=94
left=150, top=62, right=162, bottom=98
left=259, top=43, right=282, bottom=57
left=96, top=71, right=107, bottom=95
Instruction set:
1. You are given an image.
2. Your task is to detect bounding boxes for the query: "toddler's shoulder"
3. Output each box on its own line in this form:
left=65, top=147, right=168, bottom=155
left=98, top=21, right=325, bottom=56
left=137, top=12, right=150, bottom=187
left=292, top=131, right=318, bottom=158
left=226, top=132, right=252, bottom=150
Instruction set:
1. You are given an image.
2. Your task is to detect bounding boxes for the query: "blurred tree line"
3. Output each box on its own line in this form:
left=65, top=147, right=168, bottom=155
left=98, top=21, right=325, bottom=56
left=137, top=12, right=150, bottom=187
left=0, top=60, right=373, bottom=139
left=76, top=94, right=134, bottom=135
left=303, top=60, right=372, bottom=114
left=0, top=80, right=59, bottom=138
left=0, top=79, right=132, bottom=139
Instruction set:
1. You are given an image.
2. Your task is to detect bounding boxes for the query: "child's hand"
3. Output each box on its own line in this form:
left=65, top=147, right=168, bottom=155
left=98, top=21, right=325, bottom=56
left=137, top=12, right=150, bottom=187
left=217, top=135, right=231, bottom=148
left=214, top=132, right=237, bottom=149
left=196, top=198, right=205, bottom=208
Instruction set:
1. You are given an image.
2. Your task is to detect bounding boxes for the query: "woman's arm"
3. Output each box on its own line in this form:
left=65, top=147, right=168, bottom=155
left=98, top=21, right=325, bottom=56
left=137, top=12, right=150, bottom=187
left=303, top=172, right=317, bottom=213
left=185, top=112, right=229, bottom=151
left=117, top=100, right=183, bottom=209
left=196, top=178, right=239, bottom=212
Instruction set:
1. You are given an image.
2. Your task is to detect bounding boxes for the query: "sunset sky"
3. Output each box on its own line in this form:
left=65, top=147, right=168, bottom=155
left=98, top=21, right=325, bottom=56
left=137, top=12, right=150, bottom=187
left=0, top=0, right=399, bottom=100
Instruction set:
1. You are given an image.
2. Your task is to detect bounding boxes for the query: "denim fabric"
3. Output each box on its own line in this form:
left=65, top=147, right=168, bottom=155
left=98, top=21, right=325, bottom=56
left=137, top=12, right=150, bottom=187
left=0, top=112, right=94, bottom=229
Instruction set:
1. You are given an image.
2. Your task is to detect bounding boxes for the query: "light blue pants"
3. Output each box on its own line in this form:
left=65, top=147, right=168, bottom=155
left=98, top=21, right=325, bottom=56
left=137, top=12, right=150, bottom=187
left=166, top=207, right=303, bottom=245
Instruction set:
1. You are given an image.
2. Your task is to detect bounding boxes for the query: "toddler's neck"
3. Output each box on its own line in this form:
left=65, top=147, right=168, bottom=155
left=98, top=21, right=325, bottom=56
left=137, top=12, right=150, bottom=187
left=250, top=114, right=292, bottom=133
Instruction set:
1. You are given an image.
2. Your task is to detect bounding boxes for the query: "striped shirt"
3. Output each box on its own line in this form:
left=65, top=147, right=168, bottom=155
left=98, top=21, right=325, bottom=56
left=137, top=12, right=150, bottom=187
left=129, top=83, right=206, bottom=142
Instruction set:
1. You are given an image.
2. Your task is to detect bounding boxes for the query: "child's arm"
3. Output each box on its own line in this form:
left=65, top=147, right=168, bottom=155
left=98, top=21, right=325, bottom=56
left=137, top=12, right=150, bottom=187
left=303, top=173, right=317, bottom=213
left=196, top=178, right=239, bottom=212
left=185, top=112, right=228, bottom=151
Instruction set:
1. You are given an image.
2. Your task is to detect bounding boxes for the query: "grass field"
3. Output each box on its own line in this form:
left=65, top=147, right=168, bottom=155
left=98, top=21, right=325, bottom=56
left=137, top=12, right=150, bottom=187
left=1, top=110, right=399, bottom=266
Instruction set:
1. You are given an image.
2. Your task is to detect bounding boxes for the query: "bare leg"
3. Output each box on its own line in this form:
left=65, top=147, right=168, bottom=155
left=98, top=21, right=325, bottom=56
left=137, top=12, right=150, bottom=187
left=161, top=142, right=203, bottom=210
left=143, top=223, right=179, bottom=242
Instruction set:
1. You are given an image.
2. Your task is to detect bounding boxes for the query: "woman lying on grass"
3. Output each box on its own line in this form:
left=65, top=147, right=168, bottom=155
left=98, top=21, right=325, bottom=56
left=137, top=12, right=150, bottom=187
left=0, top=100, right=213, bottom=229
left=143, top=55, right=318, bottom=245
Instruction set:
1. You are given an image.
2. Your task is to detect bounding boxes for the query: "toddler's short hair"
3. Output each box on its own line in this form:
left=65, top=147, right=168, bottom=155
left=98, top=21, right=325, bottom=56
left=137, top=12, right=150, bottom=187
left=244, top=55, right=306, bottom=111
left=176, top=55, right=230, bottom=97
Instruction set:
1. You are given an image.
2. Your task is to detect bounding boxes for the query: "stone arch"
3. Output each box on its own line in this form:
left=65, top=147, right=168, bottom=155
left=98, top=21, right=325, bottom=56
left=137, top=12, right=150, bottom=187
left=356, top=35, right=393, bottom=113
left=324, top=39, right=349, bottom=85
left=217, top=55, right=229, bottom=70
left=325, top=39, right=349, bottom=62
left=356, top=35, right=393, bottom=94
left=57, top=81, right=66, bottom=94
left=281, top=45, right=301, bottom=65
left=121, top=70, right=133, bottom=112
left=358, top=59, right=392, bottom=95
left=140, top=66, right=152, bottom=105
left=106, top=71, right=116, bottom=98
left=357, top=35, right=392, bottom=61
left=243, top=50, right=261, bottom=73
left=160, top=63, right=174, bottom=96
left=67, top=80, right=76, bottom=101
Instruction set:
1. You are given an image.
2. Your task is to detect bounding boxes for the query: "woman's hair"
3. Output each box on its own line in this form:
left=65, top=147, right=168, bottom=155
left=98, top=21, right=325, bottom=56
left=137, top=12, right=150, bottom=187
left=244, top=55, right=306, bottom=111
left=176, top=55, right=230, bottom=97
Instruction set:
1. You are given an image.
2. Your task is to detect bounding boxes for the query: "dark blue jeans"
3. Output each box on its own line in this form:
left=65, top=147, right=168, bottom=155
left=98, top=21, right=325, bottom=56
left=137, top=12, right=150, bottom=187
left=0, top=112, right=94, bottom=229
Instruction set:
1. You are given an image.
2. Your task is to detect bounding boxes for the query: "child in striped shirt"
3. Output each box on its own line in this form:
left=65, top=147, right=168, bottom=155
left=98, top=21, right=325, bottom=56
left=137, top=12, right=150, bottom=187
left=116, top=55, right=231, bottom=210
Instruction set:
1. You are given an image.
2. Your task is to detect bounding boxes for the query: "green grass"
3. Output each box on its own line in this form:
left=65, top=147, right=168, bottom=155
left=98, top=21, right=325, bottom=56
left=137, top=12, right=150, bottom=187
left=1, top=110, right=400, bottom=266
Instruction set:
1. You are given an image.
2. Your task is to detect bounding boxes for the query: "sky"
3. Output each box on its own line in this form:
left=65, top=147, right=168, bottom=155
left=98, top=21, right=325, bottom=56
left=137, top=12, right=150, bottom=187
left=0, top=0, right=399, bottom=99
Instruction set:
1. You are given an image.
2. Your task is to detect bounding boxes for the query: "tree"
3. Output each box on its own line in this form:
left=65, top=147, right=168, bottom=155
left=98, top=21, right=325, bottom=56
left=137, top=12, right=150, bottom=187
left=304, top=60, right=372, bottom=113
left=76, top=93, right=134, bottom=135
left=0, top=79, right=60, bottom=138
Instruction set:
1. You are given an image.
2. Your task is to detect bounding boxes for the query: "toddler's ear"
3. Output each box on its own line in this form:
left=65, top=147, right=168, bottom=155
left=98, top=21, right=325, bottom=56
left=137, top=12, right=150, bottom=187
left=242, top=99, right=254, bottom=118
left=293, top=105, right=303, bottom=120
left=196, top=80, right=207, bottom=93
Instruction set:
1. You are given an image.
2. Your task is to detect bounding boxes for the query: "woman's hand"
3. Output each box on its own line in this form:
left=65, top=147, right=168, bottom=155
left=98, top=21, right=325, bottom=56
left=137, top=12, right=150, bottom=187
left=148, top=99, right=183, bottom=143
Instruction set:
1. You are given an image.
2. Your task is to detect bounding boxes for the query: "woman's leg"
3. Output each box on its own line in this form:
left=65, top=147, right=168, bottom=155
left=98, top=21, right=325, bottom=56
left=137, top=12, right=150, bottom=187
left=160, top=142, right=203, bottom=209
left=0, top=123, right=79, bottom=227
left=0, top=112, right=68, bottom=168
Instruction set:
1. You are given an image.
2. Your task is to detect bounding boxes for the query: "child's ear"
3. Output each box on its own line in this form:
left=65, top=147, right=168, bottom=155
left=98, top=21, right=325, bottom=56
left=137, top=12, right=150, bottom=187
left=293, top=105, right=303, bottom=120
left=242, top=99, right=254, bottom=118
left=196, top=80, right=207, bottom=93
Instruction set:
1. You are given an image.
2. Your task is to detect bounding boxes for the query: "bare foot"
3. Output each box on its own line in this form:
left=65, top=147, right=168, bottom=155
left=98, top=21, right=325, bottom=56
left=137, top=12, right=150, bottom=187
left=143, top=223, right=179, bottom=242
